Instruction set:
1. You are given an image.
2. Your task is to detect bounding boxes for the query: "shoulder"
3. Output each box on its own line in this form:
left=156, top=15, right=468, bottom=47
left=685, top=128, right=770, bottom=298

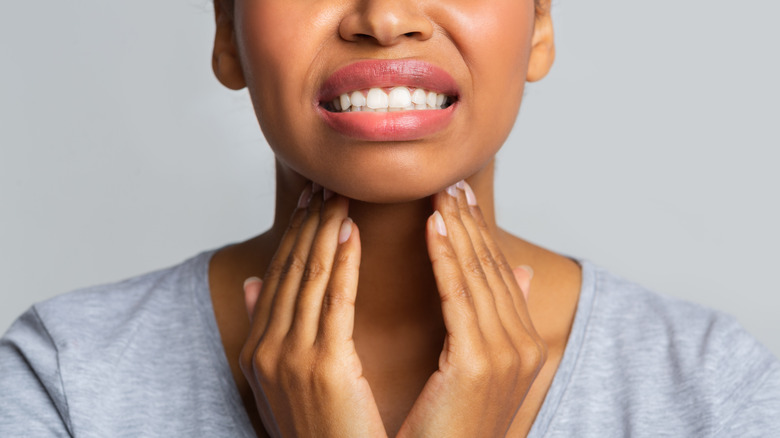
left=31, top=249, right=214, bottom=346
left=545, top=262, right=780, bottom=436
left=586, top=263, right=774, bottom=372
left=0, top=249, right=252, bottom=436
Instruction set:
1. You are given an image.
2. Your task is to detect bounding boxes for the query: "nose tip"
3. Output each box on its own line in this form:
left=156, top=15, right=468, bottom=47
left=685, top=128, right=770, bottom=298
left=339, top=0, right=434, bottom=46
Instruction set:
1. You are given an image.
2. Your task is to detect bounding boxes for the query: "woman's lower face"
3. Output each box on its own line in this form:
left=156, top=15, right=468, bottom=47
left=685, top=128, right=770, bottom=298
left=227, top=0, right=543, bottom=202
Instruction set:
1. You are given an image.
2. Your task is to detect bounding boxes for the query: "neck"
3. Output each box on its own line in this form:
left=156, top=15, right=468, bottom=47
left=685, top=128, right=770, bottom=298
left=266, top=160, right=499, bottom=331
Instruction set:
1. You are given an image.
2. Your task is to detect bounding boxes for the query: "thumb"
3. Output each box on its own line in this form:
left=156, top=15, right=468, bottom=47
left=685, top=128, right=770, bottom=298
left=243, top=277, right=263, bottom=323
left=512, top=265, right=534, bottom=301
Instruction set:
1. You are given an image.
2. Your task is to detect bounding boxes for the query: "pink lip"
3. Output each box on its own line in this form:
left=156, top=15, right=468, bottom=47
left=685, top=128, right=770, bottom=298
left=316, top=60, right=460, bottom=141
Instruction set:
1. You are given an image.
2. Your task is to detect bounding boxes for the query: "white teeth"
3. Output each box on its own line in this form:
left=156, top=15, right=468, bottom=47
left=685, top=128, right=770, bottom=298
left=426, top=91, right=437, bottom=108
left=339, top=94, right=351, bottom=112
left=350, top=90, right=366, bottom=108
left=388, top=87, right=412, bottom=109
left=411, top=88, right=427, bottom=105
left=332, top=87, right=452, bottom=113
left=366, top=88, right=389, bottom=109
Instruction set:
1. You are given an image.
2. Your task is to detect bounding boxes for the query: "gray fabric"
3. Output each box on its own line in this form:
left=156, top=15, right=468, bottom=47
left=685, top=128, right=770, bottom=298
left=2, top=250, right=778, bottom=437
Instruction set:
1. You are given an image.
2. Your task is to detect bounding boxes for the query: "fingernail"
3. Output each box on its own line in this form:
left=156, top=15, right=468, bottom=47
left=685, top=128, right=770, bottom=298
left=456, top=180, right=466, bottom=190
left=446, top=184, right=459, bottom=198
left=338, top=217, right=353, bottom=244
left=297, top=184, right=313, bottom=208
left=433, top=210, right=447, bottom=236
left=463, top=182, right=477, bottom=206
left=323, top=188, right=334, bottom=201
left=518, top=265, right=534, bottom=280
left=312, top=182, right=322, bottom=193
left=243, top=276, right=262, bottom=289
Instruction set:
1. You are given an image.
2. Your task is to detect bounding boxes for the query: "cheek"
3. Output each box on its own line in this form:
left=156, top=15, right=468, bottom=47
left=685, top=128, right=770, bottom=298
left=446, top=0, right=536, bottom=152
left=236, top=0, right=334, bottom=151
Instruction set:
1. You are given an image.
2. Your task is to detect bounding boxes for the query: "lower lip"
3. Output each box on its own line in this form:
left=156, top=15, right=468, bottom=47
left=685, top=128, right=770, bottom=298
left=317, top=104, right=457, bottom=142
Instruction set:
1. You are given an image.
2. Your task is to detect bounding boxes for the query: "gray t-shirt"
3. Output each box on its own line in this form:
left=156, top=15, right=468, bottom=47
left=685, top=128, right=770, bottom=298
left=2, top=250, right=779, bottom=437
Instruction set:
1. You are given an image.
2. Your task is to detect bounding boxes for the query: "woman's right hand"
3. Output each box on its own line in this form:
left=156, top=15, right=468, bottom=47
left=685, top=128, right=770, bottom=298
left=239, top=183, right=387, bottom=438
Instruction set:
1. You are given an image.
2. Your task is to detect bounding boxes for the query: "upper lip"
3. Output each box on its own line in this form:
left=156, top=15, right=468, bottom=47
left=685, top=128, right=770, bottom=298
left=317, top=59, right=460, bottom=104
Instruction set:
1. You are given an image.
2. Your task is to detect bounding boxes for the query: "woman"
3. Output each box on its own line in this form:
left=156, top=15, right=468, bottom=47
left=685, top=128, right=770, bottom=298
left=2, top=0, right=778, bottom=436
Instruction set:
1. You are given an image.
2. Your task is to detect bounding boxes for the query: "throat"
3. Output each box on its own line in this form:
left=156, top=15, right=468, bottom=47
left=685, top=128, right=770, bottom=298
left=354, top=323, right=445, bottom=437
left=347, top=198, right=443, bottom=325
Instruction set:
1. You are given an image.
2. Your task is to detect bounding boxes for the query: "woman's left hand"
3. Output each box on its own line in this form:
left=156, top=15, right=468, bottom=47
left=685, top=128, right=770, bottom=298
left=397, top=181, right=547, bottom=438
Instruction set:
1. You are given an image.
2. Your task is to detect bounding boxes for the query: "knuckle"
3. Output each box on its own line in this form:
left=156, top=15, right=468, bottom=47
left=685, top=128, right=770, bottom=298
left=474, top=209, right=490, bottom=230
left=282, top=252, right=307, bottom=277
left=430, top=239, right=457, bottom=264
left=477, top=251, right=498, bottom=272
left=440, top=279, right=471, bottom=303
left=495, top=254, right=512, bottom=273
left=263, top=261, right=285, bottom=280
left=461, top=357, right=491, bottom=383
left=252, top=346, right=278, bottom=380
left=517, top=337, right=547, bottom=373
left=238, top=344, right=255, bottom=376
left=494, top=347, right=522, bottom=373
left=322, top=288, right=355, bottom=312
left=277, top=343, right=311, bottom=383
left=301, top=260, right=327, bottom=283
left=464, top=259, right=486, bottom=278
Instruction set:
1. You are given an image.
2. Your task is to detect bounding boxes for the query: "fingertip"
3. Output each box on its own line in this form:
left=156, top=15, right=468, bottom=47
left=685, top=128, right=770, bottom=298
left=517, top=265, right=534, bottom=280
left=463, top=181, right=478, bottom=206
left=432, top=210, right=447, bottom=236
left=338, top=217, right=353, bottom=244
left=243, top=276, right=262, bottom=290
left=243, top=277, right=262, bottom=320
left=513, top=265, right=534, bottom=300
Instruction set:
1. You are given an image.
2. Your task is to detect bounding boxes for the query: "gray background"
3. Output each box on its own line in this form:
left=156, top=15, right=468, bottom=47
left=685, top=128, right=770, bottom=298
left=1, top=0, right=778, bottom=356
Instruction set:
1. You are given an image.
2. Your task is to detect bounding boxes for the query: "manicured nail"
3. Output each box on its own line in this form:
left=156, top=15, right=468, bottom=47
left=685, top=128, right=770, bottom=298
left=297, top=184, right=313, bottom=208
left=456, top=180, right=466, bottom=190
left=323, top=188, right=334, bottom=201
left=243, top=276, right=262, bottom=289
left=517, top=265, right=534, bottom=280
left=463, top=182, right=477, bottom=206
left=312, top=182, right=322, bottom=193
left=338, top=217, right=353, bottom=244
left=446, top=184, right=459, bottom=198
left=433, top=210, right=447, bottom=236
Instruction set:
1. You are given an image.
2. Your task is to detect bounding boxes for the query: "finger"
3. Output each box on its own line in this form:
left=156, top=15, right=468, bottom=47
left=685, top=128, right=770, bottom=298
left=317, top=217, right=361, bottom=347
left=249, top=184, right=312, bottom=340
left=464, top=185, right=542, bottom=341
left=433, top=184, right=503, bottom=335
left=446, top=181, right=522, bottom=335
left=425, top=209, right=482, bottom=348
left=243, top=277, right=262, bottom=323
left=288, top=192, right=349, bottom=344
left=264, top=185, right=326, bottom=338
left=513, top=265, right=533, bottom=301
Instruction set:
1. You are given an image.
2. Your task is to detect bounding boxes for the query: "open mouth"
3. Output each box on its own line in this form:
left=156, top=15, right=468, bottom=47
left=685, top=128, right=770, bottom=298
left=321, top=86, right=457, bottom=113
left=316, top=60, right=460, bottom=141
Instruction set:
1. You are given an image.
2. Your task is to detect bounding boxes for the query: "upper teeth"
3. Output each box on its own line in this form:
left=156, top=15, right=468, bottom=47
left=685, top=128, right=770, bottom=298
left=330, top=87, right=451, bottom=112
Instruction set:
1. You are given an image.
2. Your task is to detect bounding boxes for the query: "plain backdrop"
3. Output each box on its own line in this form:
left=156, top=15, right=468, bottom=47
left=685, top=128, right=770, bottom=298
left=1, top=0, right=778, bottom=358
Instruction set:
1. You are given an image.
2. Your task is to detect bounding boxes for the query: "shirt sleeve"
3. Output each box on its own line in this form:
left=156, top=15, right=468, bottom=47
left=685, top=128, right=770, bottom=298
left=717, top=362, right=780, bottom=437
left=0, top=307, right=73, bottom=437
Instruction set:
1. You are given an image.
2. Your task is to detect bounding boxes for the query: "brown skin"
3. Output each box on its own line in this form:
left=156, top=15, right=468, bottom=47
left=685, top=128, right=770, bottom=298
left=208, top=0, right=580, bottom=436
